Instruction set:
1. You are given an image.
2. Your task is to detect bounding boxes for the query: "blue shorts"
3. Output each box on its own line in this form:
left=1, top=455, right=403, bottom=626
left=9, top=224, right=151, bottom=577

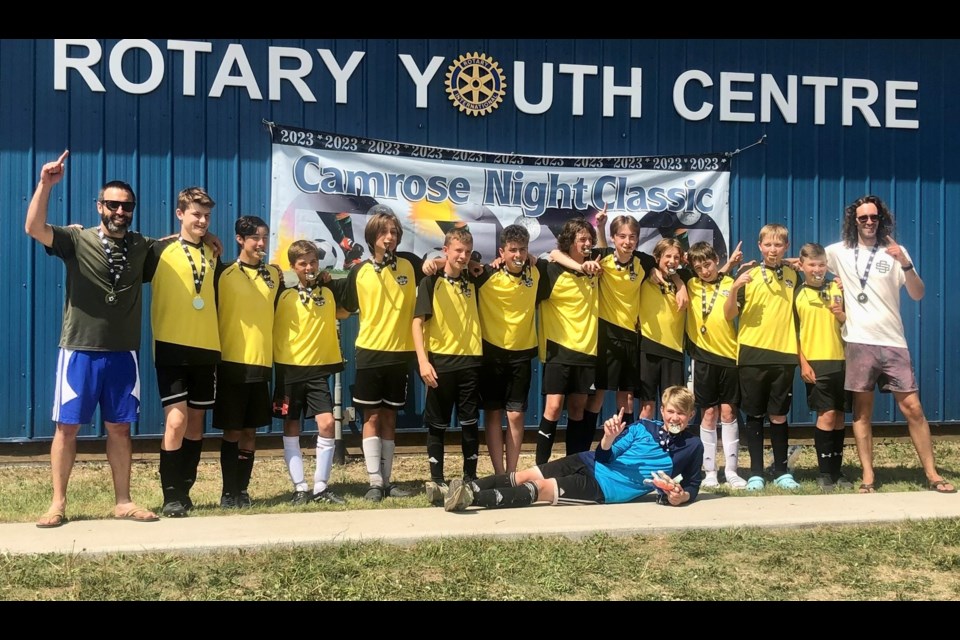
left=52, top=349, right=140, bottom=425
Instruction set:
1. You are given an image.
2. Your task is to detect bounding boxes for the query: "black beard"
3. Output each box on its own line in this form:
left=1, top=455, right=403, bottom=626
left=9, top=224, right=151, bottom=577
left=101, top=212, right=131, bottom=234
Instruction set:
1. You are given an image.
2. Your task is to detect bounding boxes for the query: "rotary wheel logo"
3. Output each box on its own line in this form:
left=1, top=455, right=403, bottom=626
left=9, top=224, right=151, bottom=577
left=445, top=52, right=507, bottom=117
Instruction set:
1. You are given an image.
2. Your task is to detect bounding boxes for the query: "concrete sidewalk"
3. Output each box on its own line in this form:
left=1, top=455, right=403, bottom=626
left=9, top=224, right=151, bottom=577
left=3, top=490, right=959, bottom=556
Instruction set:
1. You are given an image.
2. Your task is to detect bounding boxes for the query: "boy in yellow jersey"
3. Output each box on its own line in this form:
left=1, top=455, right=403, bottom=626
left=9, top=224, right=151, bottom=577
left=212, top=216, right=283, bottom=508
left=638, top=238, right=688, bottom=420
left=536, top=217, right=602, bottom=463
left=475, top=224, right=540, bottom=475
left=341, top=205, right=423, bottom=502
left=414, top=227, right=483, bottom=488
left=723, top=223, right=800, bottom=491
left=795, top=242, right=853, bottom=492
left=151, top=187, right=221, bottom=517
left=273, top=240, right=350, bottom=505
left=685, top=241, right=747, bottom=489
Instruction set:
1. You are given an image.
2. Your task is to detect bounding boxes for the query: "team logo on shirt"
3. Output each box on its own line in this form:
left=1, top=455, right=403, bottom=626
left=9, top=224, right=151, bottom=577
left=876, top=259, right=892, bottom=274
left=785, top=279, right=795, bottom=288
left=396, top=275, right=408, bottom=285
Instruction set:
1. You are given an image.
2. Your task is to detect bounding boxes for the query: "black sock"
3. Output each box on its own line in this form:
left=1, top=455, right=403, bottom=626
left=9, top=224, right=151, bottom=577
left=535, top=417, right=558, bottom=466
left=565, top=417, right=594, bottom=456
left=744, top=416, right=764, bottom=476
left=181, top=437, right=203, bottom=497
left=813, top=429, right=833, bottom=475
left=427, top=426, right=446, bottom=482
left=770, top=420, right=789, bottom=476
left=220, top=440, right=240, bottom=496
left=831, top=429, right=847, bottom=479
left=237, top=449, right=255, bottom=493
left=473, top=474, right=512, bottom=491
left=159, top=448, right=184, bottom=504
left=473, top=481, right=539, bottom=509
left=582, top=410, right=600, bottom=451
left=461, top=422, right=479, bottom=481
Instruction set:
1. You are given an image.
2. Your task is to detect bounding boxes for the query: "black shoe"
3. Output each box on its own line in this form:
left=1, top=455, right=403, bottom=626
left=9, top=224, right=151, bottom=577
left=364, top=485, right=384, bottom=502
left=220, top=493, right=239, bottom=509
left=182, top=495, right=194, bottom=512
left=162, top=500, right=188, bottom=518
left=290, top=490, right=311, bottom=505
left=312, top=489, right=346, bottom=505
left=383, top=483, right=411, bottom=498
left=238, top=491, right=252, bottom=508
left=816, top=473, right=836, bottom=493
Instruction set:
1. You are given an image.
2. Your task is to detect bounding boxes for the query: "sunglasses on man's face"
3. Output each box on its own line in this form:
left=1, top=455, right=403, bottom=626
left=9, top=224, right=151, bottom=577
left=100, top=200, right=136, bottom=213
left=856, top=214, right=879, bottom=223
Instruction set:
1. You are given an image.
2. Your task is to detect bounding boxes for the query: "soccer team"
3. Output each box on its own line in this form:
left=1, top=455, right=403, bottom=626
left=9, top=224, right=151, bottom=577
left=25, top=152, right=955, bottom=527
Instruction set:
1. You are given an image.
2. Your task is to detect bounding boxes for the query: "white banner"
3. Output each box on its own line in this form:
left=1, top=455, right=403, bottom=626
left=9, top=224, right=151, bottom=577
left=268, top=123, right=732, bottom=275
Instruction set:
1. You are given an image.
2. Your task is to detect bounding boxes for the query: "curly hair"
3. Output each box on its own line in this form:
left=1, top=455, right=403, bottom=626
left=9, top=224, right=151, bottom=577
left=842, top=195, right=895, bottom=248
left=556, top=217, right=596, bottom=254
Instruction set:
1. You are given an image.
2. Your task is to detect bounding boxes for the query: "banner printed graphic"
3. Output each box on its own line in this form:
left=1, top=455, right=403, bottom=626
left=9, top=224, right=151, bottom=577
left=268, top=124, right=732, bottom=277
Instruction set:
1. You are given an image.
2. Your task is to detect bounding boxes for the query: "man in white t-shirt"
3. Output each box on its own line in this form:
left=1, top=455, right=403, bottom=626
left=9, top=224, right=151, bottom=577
left=825, top=195, right=954, bottom=494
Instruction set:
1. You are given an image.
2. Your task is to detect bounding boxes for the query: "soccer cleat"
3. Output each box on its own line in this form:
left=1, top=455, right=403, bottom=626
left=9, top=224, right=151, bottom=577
left=725, top=473, right=748, bottom=489
left=383, top=484, right=411, bottom=498
left=833, top=473, right=855, bottom=491
left=424, top=481, right=449, bottom=506
left=238, top=491, right=252, bottom=508
left=219, top=493, right=239, bottom=509
left=816, top=473, right=836, bottom=493
left=161, top=500, right=188, bottom=518
left=644, top=471, right=683, bottom=492
left=290, top=490, right=311, bottom=505
left=311, top=489, right=346, bottom=505
left=745, top=476, right=766, bottom=491
left=701, top=471, right=720, bottom=488
left=364, top=485, right=384, bottom=502
left=774, top=473, right=801, bottom=490
left=444, top=478, right=474, bottom=512
left=339, top=238, right=365, bottom=269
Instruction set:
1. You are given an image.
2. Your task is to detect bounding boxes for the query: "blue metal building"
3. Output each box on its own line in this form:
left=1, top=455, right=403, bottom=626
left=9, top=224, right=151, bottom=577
left=2, top=38, right=957, bottom=442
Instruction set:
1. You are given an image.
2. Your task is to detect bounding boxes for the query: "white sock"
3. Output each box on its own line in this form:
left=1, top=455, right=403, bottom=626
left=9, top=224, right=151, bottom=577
left=362, top=436, right=383, bottom=488
left=283, top=436, right=308, bottom=492
left=313, top=437, right=336, bottom=494
left=700, top=426, right=718, bottom=473
left=721, top=420, right=741, bottom=476
left=381, top=439, right=396, bottom=485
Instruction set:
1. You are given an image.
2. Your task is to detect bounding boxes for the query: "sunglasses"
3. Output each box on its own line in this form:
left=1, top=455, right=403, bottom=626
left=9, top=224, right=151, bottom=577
left=856, top=214, right=879, bottom=223
left=100, top=200, right=136, bottom=213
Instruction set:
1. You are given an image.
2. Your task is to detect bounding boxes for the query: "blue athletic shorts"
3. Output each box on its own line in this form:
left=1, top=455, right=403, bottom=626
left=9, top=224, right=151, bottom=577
left=52, top=349, right=140, bottom=424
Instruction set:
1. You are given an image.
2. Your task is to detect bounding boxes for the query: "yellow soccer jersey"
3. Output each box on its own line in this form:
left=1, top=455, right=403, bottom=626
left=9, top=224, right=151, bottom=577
left=794, top=280, right=844, bottom=375
left=218, top=261, right=283, bottom=371
left=475, top=264, right=539, bottom=356
left=596, top=248, right=655, bottom=334
left=342, top=252, right=422, bottom=369
left=150, top=238, right=220, bottom=365
left=273, top=279, right=347, bottom=371
left=736, top=263, right=800, bottom=365
left=536, top=259, right=599, bottom=365
left=639, top=276, right=685, bottom=358
left=685, top=274, right=737, bottom=366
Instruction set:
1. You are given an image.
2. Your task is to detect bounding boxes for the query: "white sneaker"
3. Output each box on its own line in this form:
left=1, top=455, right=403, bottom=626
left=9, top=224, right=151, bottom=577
left=725, top=473, right=748, bottom=489
left=701, top=471, right=720, bottom=488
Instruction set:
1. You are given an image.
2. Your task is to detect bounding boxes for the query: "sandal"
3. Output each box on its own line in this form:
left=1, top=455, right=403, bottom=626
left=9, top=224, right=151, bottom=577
left=858, top=483, right=876, bottom=494
left=36, top=509, right=66, bottom=528
left=929, top=479, right=957, bottom=494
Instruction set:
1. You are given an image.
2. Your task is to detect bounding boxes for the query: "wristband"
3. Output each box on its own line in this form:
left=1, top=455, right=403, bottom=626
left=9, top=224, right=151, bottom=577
left=902, top=263, right=914, bottom=272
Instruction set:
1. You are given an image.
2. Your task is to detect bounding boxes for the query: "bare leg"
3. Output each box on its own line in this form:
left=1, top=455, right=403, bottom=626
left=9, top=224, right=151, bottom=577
left=895, top=390, right=952, bottom=488
left=162, top=401, right=188, bottom=451
left=40, top=423, right=80, bottom=523
left=851, top=391, right=875, bottom=486
left=106, top=422, right=157, bottom=519
left=504, top=410, right=525, bottom=473
left=639, top=400, right=655, bottom=420
left=484, top=408, right=505, bottom=475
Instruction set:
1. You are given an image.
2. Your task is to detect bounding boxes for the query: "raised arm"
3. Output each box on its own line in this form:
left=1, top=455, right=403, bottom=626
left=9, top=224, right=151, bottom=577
left=25, top=150, right=70, bottom=248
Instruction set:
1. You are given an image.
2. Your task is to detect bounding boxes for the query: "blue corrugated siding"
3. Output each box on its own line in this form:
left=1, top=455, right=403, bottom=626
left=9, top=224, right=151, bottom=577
left=3, top=38, right=958, bottom=441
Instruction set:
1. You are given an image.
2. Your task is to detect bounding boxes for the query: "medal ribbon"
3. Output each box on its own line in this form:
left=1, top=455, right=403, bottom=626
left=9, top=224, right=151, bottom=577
left=854, top=244, right=880, bottom=294
left=99, top=228, right=128, bottom=290
left=701, top=278, right=721, bottom=324
left=760, top=263, right=784, bottom=284
left=179, top=237, right=207, bottom=297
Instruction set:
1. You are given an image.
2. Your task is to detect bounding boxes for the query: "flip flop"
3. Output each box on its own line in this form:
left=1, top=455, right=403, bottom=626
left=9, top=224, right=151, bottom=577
left=858, top=483, right=876, bottom=494
left=929, top=479, right=957, bottom=494
left=114, top=505, right=160, bottom=522
left=36, top=510, right=66, bottom=529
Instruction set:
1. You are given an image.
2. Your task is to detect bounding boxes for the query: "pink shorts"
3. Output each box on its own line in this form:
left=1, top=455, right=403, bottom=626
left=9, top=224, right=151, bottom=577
left=843, top=342, right=918, bottom=394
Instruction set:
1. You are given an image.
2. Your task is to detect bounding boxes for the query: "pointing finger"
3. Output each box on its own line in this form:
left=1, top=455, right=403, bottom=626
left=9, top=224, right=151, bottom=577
left=57, top=149, right=70, bottom=164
